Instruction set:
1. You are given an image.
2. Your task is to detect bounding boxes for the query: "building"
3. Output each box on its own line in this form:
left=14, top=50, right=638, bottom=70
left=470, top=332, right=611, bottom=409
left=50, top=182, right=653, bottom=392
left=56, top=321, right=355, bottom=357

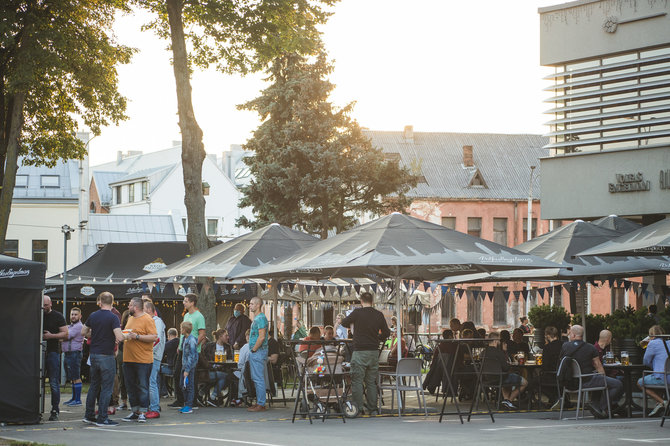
left=538, top=0, right=670, bottom=307
left=366, top=127, right=555, bottom=330
left=90, top=143, right=251, bottom=245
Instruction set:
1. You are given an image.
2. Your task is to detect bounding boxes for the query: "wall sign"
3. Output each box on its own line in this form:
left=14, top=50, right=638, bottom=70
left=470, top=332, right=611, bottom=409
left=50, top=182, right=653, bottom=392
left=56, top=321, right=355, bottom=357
left=608, top=172, right=651, bottom=193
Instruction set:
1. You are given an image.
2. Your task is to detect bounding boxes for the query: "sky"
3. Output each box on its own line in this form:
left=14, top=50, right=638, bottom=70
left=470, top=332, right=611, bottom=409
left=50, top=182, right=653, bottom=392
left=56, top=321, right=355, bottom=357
left=88, top=0, right=560, bottom=167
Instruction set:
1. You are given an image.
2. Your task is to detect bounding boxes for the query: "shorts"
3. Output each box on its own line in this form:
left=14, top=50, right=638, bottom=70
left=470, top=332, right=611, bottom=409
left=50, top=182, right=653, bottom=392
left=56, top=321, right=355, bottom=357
left=638, top=374, right=667, bottom=387
left=64, top=350, right=82, bottom=381
left=503, top=373, right=523, bottom=387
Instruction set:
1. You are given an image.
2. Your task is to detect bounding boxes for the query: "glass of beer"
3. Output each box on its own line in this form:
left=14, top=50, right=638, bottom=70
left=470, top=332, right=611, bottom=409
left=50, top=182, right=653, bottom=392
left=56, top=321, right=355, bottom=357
left=214, top=351, right=222, bottom=363
left=605, top=351, right=615, bottom=364
left=621, top=351, right=630, bottom=366
left=234, top=351, right=240, bottom=362
left=536, top=352, right=543, bottom=366
left=640, top=336, right=650, bottom=349
left=223, top=350, right=227, bottom=362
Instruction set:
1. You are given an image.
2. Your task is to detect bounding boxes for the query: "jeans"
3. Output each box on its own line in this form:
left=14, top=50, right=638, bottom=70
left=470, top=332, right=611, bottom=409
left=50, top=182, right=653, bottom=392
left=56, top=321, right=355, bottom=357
left=173, top=352, right=184, bottom=404
left=160, top=364, right=173, bottom=396
left=149, top=359, right=161, bottom=411
left=585, top=374, right=624, bottom=412
left=209, top=371, right=228, bottom=397
left=64, top=350, right=82, bottom=381
left=123, top=362, right=152, bottom=412
left=351, top=350, right=379, bottom=412
left=45, top=351, right=61, bottom=412
left=85, top=354, right=116, bottom=423
left=249, top=348, right=268, bottom=406
left=182, top=367, right=196, bottom=407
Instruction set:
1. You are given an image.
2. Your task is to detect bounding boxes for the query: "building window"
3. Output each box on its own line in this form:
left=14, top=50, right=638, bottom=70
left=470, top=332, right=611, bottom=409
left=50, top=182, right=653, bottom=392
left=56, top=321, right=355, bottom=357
left=575, top=286, right=588, bottom=315
left=611, top=287, right=625, bottom=312
left=467, top=217, right=481, bottom=238
left=440, top=293, right=456, bottom=326
left=493, top=218, right=508, bottom=246
left=128, top=183, right=135, bottom=203
left=493, top=286, right=507, bottom=326
left=207, top=219, right=218, bottom=236
left=3, top=240, right=18, bottom=257
left=15, top=175, right=28, bottom=188
left=32, top=240, right=48, bottom=267
left=467, top=286, right=482, bottom=325
left=40, top=175, right=59, bottom=188
left=441, top=216, right=456, bottom=230
left=115, top=186, right=122, bottom=205
left=522, top=218, right=537, bottom=241
left=142, top=181, right=148, bottom=199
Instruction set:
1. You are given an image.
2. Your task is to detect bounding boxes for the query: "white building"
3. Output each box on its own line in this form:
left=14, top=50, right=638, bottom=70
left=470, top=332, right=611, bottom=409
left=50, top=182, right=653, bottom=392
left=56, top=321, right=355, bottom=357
left=90, top=143, right=251, bottom=245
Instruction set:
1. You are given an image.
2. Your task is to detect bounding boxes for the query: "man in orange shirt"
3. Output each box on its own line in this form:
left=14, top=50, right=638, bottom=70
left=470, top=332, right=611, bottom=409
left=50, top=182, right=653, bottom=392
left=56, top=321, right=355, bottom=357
left=121, top=297, right=157, bottom=423
left=299, top=326, right=322, bottom=358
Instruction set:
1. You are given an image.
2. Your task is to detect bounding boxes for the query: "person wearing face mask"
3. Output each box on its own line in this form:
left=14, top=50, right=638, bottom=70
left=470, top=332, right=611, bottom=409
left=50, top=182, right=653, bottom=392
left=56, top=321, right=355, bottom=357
left=225, top=303, right=252, bottom=350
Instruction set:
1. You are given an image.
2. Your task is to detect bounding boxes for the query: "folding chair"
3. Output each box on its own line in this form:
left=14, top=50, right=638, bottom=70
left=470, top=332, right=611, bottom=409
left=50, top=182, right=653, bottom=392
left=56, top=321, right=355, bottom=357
left=378, top=358, right=428, bottom=418
left=641, top=357, right=670, bottom=421
left=558, top=359, right=611, bottom=420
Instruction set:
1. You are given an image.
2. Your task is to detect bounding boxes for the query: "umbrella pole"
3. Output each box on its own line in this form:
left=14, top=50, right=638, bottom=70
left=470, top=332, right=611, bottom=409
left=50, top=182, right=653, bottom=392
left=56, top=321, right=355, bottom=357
left=395, top=276, right=402, bottom=361
left=272, top=279, right=278, bottom=340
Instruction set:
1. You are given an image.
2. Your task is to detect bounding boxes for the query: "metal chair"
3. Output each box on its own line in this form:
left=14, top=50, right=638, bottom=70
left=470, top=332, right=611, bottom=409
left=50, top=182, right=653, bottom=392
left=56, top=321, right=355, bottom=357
left=378, top=358, right=428, bottom=418
left=474, top=350, right=506, bottom=410
left=641, top=357, right=670, bottom=420
left=558, top=359, right=611, bottom=420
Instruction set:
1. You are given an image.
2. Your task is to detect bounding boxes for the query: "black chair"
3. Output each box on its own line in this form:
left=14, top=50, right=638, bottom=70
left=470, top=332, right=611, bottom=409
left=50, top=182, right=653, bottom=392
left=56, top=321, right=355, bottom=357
left=474, top=351, right=506, bottom=411
left=641, top=357, right=670, bottom=420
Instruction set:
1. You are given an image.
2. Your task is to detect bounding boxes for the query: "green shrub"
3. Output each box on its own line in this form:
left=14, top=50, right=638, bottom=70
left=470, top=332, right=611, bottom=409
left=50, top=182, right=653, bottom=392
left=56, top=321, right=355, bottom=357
left=528, top=305, right=571, bottom=332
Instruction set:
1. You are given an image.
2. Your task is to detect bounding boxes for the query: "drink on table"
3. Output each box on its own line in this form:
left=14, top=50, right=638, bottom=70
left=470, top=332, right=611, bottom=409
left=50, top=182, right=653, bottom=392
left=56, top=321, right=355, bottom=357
left=214, top=351, right=222, bottom=363
left=640, top=336, right=650, bottom=349
left=605, top=351, right=615, bottom=364
left=621, top=351, right=630, bottom=366
left=234, top=350, right=240, bottom=362
left=223, top=350, right=227, bottom=361
left=536, top=352, right=543, bottom=366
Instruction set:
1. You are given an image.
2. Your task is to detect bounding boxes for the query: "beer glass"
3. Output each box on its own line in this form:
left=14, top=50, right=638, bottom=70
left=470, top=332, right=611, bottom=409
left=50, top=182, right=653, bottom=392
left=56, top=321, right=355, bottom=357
left=621, top=351, right=630, bottom=366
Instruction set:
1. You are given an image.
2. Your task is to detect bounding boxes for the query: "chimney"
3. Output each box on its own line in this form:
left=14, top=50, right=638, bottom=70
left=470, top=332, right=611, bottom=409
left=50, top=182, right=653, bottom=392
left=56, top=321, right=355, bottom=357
left=463, top=145, right=474, bottom=167
left=117, top=150, right=123, bottom=165
left=403, top=125, right=414, bottom=143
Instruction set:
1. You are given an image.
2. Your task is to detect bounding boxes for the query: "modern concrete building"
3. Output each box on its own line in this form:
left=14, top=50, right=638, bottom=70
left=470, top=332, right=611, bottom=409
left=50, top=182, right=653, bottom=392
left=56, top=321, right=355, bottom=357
left=538, top=0, right=670, bottom=223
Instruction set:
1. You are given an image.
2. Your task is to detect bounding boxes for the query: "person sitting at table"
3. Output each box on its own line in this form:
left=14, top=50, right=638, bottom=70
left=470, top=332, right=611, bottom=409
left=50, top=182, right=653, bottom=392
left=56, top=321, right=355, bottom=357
left=519, top=316, right=532, bottom=334
left=202, top=328, right=234, bottom=404
left=232, top=329, right=251, bottom=407
left=298, top=326, right=322, bottom=358
left=528, top=326, right=564, bottom=408
left=482, top=332, right=528, bottom=410
left=499, top=330, right=512, bottom=357
left=637, top=325, right=670, bottom=417
left=477, top=328, right=487, bottom=339
left=559, top=325, right=623, bottom=419
left=449, top=318, right=461, bottom=339
left=508, top=328, right=531, bottom=359
left=462, top=321, right=476, bottom=335
left=388, top=329, right=409, bottom=367
left=594, top=329, right=623, bottom=380
left=423, top=329, right=456, bottom=395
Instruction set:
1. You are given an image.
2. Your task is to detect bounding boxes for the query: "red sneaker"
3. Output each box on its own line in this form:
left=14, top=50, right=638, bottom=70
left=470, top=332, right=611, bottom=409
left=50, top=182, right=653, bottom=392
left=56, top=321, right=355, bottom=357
left=145, top=411, right=160, bottom=419
left=108, top=407, right=117, bottom=415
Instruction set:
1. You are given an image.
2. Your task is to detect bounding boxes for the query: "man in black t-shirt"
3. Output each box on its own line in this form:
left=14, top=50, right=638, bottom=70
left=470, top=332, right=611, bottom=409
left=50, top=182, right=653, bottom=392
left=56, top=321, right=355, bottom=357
left=81, top=292, right=125, bottom=426
left=341, top=292, right=390, bottom=415
left=42, top=295, right=68, bottom=421
left=559, top=325, right=623, bottom=418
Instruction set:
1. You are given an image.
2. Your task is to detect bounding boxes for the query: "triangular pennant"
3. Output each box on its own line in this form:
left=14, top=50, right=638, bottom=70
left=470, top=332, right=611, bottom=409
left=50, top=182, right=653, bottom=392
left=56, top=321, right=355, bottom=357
left=354, top=284, right=361, bottom=294
left=521, top=290, right=528, bottom=300
left=607, top=278, right=615, bottom=289
left=430, top=282, right=438, bottom=293
left=487, top=291, right=494, bottom=301
left=423, top=281, right=431, bottom=291
left=503, top=291, right=511, bottom=302
left=320, top=285, right=328, bottom=296
left=538, top=287, right=545, bottom=299
left=259, top=283, right=267, bottom=291
left=370, top=284, right=377, bottom=293
left=513, top=291, right=520, bottom=300
left=305, top=285, right=312, bottom=295
left=336, top=286, right=344, bottom=297
left=288, top=283, right=296, bottom=293
left=623, top=280, right=631, bottom=292
left=640, top=283, right=649, bottom=295
left=441, top=285, right=448, bottom=297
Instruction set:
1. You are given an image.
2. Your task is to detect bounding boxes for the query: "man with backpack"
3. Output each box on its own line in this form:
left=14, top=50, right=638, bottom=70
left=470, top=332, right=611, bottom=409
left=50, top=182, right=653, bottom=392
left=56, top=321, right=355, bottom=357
left=558, top=325, right=623, bottom=418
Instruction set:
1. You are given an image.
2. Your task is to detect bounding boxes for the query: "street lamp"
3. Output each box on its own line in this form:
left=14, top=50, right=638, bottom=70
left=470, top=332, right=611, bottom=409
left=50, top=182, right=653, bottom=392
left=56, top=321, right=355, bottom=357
left=61, top=224, right=75, bottom=317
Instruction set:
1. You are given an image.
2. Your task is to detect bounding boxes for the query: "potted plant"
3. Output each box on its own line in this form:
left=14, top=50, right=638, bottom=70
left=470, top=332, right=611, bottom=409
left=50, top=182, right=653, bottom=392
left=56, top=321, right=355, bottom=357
left=528, top=305, right=571, bottom=348
left=606, top=306, right=655, bottom=364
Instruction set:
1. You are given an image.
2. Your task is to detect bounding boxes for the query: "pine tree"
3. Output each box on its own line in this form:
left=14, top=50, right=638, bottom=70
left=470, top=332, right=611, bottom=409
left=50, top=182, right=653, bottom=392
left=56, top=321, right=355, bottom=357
left=238, top=51, right=416, bottom=239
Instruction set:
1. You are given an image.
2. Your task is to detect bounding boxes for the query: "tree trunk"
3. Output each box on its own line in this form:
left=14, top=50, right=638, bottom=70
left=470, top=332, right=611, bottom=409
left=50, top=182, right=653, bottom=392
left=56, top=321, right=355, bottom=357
left=0, top=93, right=26, bottom=252
left=166, top=0, right=215, bottom=331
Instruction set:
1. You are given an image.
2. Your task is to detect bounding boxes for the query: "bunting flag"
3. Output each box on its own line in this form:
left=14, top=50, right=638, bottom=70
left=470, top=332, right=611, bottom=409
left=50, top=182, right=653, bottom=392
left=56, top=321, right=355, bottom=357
left=640, top=283, right=649, bottom=296
left=429, top=282, right=438, bottom=293
left=623, top=280, right=631, bottom=292
left=520, top=289, right=528, bottom=301
left=305, top=285, right=312, bottom=295
left=320, top=285, right=328, bottom=297
left=354, top=284, right=361, bottom=294
left=457, top=288, right=465, bottom=299
left=259, top=283, right=267, bottom=291
left=538, top=287, right=545, bottom=299
left=441, top=285, right=449, bottom=297
left=513, top=291, right=520, bottom=300
left=487, top=291, right=494, bottom=301
left=607, top=278, right=615, bottom=289
left=370, top=284, right=377, bottom=293
left=287, top=283, right=296, bottom=293
left=336, top=286, right=344, bottom=297
left=503, top=291, right=511, bottom=302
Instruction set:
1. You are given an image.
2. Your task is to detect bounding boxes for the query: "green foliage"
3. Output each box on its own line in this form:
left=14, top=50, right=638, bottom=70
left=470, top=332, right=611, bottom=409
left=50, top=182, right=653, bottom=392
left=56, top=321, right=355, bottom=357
left=528, top=305, right=571, bottom=332
left=606, top=306, right=656, bottom=340
left=237, top=51, right=418, bottom=238
left=0, top=0, right=133, bottom=165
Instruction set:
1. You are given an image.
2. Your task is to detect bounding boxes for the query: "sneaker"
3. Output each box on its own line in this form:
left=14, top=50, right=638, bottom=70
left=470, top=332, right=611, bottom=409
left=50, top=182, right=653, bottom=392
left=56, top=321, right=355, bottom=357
left=247, top=405, right=266, bottom=412
left=585, top=403, right=607, bottom=419
left=117, top=403, right=128, bottom=410
left=107, top=407, right=117, bottom=415
left=179, top=406, right=193, bottom=414
left=95, top=419, right=119, bottom=427
left=82, top=416, right=97, bottom=424
left=168, top=401, right=183, bottom=409
left=48, top=411, right=59, bottom=421
left=501, top=400, right=517, bottom=410
left=137, top=413, right=147, bottom=423
left=66, top=400, right=82, bottom=407
left=63, top=398, right=74, bottom=405
left=122, top=412, right=139, bottom=422
left=649, top=401, right=666, bottom=417
left=145, top=411, right=160, bottom=419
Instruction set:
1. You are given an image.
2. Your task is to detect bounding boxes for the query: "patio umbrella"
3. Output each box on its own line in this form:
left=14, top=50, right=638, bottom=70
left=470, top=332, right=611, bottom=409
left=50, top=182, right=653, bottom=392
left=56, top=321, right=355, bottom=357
left=234, top=213, right=561, bottom=358
left=577, top=218, right=670, bottom=257
left=590, top=215, right=641, bottom=235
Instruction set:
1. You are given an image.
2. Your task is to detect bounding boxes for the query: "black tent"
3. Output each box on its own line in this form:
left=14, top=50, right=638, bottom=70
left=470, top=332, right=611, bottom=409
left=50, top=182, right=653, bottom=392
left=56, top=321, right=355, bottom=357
left=0, top=254, right=45, bottom=424
left=45, top=242, right=190, bottom=301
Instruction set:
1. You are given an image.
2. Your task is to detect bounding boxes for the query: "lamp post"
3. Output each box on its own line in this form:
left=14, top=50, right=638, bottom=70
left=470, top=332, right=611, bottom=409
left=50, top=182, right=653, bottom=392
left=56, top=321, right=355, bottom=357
left=61, top=224, right=75, bottom=316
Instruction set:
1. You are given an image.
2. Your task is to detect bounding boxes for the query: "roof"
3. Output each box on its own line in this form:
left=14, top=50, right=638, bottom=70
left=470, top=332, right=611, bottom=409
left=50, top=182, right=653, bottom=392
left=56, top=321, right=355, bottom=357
left=86, top=214, right=185, bottom=253
left=93, top=146, right=183, bottom=174
left=12, top=158, right=80, bottom=202
left=92, top=171, right=125, bottom=204
left=107, top=165, right=176, bottom=196
left=364, top=130, right=549, bottom=200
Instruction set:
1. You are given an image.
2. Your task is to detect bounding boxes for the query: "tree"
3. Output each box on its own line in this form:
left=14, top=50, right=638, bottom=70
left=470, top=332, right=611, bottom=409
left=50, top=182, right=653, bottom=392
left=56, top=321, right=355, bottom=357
left=140, top=0, right=335, bottom=330
left=237, top=51, right=417, bottom=238
left=0, top=0, right=132, bottom=251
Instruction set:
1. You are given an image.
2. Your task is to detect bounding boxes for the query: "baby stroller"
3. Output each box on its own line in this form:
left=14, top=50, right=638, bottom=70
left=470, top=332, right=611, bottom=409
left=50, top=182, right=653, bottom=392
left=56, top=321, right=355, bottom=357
left=301, top=347, right=359, bottom=419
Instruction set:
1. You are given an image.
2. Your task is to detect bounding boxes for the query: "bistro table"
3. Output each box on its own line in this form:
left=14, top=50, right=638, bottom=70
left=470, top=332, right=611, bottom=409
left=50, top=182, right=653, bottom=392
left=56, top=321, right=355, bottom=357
left=207, top=360, right=238, bottom=407
left=603, top=363, right=647, bottom=418
left=510, top=361, right=543, bottom=409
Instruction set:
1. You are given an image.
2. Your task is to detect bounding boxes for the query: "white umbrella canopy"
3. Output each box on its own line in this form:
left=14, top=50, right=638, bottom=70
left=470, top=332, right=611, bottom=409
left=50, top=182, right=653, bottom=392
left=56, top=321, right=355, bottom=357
left=590, top=215, right=641, bottom=235
left=578, top=218, right=670, bottom=257
left=235, top=213, right=561, bottom=282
